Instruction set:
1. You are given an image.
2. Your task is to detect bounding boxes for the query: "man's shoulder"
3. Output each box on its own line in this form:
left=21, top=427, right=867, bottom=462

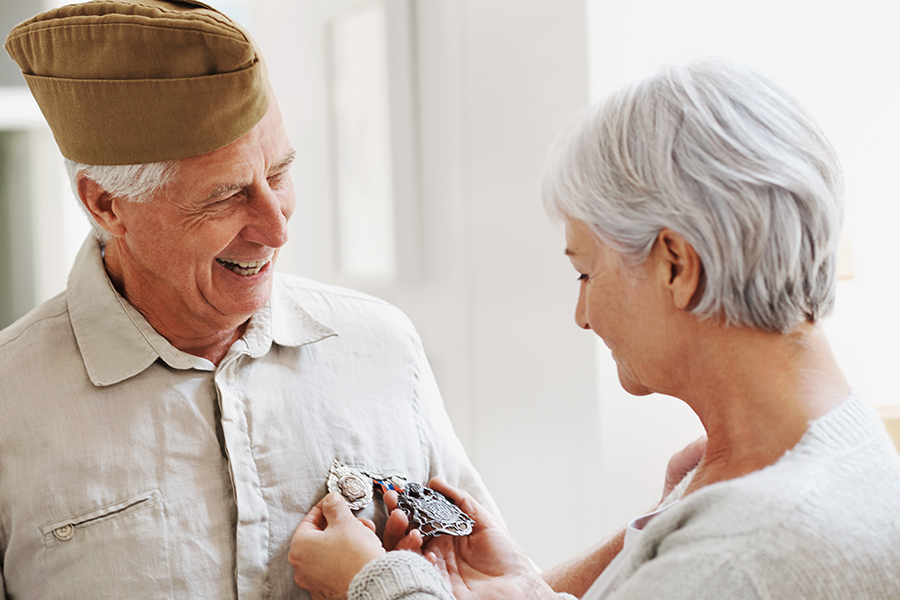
left=276, top=274, right=392, bottom=305
left=0, top=291, right=71, bottom=355
left=274, top=274, right=418, bottom=335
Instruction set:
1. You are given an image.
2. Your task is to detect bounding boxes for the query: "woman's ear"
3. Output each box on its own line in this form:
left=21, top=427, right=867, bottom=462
left=76, top=173, right=126, bottom=238
left=655, top=229, right=703, bottom=310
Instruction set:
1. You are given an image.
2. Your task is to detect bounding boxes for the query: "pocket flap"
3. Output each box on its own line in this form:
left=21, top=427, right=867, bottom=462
left=40, top=489, right=162, bottom=540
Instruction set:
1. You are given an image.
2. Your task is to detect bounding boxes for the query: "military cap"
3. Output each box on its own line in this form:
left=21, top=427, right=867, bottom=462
left=4, top=0, right=270, bottom=165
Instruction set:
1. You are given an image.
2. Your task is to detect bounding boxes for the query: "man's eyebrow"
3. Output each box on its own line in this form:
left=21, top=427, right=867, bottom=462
left=203, top=150, right=298, bottom=202
left=564, top=248, right=575, bottom=256
left=204, top=181, right=246, bottom=202
left=270, top=149, right=297, bottom=173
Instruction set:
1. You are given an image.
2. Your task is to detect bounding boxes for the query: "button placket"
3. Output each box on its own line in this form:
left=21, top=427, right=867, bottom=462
left=216, top=352, right=270, bottom=598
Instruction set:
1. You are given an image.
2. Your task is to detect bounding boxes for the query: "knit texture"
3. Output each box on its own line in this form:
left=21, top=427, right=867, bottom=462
left=350, top=551, right=454, bottom=600
left=351, top=394, right=900, bottom=600
left=349, top=552, right=580, bottom=600
left=598, top=393, right=900, bottom=599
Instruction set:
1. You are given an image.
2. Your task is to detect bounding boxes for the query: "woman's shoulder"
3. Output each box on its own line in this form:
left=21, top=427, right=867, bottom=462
left=662, top=396, right=900, bottom=542
left=679, top=393, right=899, bottom=528
left=635, top=468, right=900, bottom=599
left=626, top=400, right=900, bottom=599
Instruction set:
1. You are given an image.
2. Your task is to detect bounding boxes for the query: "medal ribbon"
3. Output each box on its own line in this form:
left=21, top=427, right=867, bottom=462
left=372, top=477, right=405, bottom=495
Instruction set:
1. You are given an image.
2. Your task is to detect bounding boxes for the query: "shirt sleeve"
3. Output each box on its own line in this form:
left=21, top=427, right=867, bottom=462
left=410, top=338, right=503, bottom=520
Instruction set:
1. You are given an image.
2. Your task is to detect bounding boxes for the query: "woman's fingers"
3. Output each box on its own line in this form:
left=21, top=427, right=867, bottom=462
left=384, top=490, right=400, bottom=512
left=382, top=506, right=411, bottom=550
left=319, top=492, right=354, bottom=525
left=427, top=477, right=495, bottom=529
left=663, top=435, right=707, bottom=499
left=359, top=518, right=377, bottom=534
left=297, top=496, right=329, bottom=531
left=393, top=527, right=424, bottom=552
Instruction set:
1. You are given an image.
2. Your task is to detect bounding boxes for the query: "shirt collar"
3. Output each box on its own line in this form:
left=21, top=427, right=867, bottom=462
left=68, top=236, right=336, bottom=386
left=238, top=276, right=338, bottom=359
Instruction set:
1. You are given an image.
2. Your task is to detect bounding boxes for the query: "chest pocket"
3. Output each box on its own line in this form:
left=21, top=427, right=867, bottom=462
left=38, top=489, right=173, bottom=598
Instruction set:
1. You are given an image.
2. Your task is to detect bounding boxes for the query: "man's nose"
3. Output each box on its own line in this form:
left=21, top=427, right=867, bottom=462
left=244, top=188, right=293, bottom=248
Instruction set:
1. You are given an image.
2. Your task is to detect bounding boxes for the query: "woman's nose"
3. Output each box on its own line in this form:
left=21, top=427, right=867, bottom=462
left=575, top=285, right=591, bottom=330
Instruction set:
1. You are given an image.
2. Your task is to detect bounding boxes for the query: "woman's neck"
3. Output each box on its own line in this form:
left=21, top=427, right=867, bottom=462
left=678, top=322, right=850, bottom=492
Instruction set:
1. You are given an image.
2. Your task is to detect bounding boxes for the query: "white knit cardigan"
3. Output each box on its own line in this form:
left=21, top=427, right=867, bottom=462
left=350, top=394, right=900, bottom=600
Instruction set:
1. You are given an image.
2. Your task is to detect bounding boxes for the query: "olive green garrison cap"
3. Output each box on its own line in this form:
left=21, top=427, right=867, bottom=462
left=4, top=0, right=271, bottom=165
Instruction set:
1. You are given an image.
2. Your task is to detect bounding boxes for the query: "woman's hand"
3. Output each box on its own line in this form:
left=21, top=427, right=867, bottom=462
left=288, top=492, right=387, bottom=600
left=382, top=490, right=425, bottom=552
left=412, top=478, right=558, bottom=600
left=662, top=435, right=707, bottom=501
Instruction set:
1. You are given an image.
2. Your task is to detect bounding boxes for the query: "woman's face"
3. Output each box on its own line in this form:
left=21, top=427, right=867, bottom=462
left=564, top=218, right=672, bottom=396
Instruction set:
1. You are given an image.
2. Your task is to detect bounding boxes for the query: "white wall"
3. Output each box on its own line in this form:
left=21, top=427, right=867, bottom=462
left=253, top=0, right=598, bottom=567
left=586, top=0, right=900, bottom=537
left=454, top=0, right=602, bottom=565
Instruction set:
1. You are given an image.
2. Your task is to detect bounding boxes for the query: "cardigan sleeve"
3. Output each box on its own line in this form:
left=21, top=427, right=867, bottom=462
left=348, top=551, right=454, bottom=600
left=349, top=551, right=577, bottom=600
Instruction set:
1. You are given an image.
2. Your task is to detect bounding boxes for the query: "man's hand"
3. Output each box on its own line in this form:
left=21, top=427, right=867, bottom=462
left=413, top=478, right=558, bottom=600
left=288, top=492, right=387, bottom=600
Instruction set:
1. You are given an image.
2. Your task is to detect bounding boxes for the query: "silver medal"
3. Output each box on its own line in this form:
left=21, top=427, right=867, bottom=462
left=396, top=482, right=475, bottom=538
left=326, top=459, right=373, bottom=511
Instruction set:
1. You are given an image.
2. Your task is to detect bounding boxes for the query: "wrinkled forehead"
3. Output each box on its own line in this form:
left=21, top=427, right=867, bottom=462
left=163, top=99, right=294, bottom=197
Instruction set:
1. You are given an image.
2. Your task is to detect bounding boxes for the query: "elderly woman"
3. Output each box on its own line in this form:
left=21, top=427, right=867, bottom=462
left=288, top=59, right=900, bottom=600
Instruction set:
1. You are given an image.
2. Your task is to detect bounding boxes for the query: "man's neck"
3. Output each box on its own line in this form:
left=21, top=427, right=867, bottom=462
left=151, top=321, right=248, bottom=365
left=103, top=248, right=249, bottom=366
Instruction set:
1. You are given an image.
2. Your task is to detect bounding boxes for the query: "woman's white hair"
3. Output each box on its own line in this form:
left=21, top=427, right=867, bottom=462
left=543, top=58, right=843, bottom=333
left=65, top=159, right=180, bottom=242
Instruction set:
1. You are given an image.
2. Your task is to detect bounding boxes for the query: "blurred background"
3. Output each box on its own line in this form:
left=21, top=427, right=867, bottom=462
left=2, top=0, right=898, bottom=570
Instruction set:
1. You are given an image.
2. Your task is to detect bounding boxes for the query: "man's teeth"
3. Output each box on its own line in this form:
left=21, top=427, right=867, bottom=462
left=217, top=258, right=270, bottom=276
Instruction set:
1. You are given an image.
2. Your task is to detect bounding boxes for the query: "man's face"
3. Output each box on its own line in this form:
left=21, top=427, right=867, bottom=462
left=104, top=99, right=296, bottom=343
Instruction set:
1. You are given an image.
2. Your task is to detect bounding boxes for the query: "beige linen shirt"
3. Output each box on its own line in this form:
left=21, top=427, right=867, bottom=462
left=0, top=236, right=497, bottom=600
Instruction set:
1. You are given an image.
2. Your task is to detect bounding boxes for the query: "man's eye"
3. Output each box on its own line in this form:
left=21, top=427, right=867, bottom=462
left=268, top=172, right=288, bottom=187
left=212, top=195, right=237, bottom=206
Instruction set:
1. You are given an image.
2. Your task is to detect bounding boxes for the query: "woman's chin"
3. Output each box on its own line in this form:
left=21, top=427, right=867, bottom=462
left=618, top=371, right=652, bottom=396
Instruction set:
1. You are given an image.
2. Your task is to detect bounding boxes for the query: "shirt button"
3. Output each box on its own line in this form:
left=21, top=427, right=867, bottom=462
left=53, top=524, right=75, bottom=541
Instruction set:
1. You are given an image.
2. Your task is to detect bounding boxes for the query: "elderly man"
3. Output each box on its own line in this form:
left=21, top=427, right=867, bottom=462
left=0, top=2, right=498, bottom=598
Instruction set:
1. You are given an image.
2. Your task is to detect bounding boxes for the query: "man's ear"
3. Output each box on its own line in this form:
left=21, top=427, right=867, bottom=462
left=654, top=228, right=703, bottom=310
left=76, top=173, right=126, bottom=238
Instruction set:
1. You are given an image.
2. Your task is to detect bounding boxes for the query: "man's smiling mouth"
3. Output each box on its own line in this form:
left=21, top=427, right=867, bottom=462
left=216, top=257, right=271, bottom=276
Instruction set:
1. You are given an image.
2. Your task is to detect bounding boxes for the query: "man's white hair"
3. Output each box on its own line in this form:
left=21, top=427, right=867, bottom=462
left=542, top=58, right=843, bottom=334
left=65, top=159, right=180, bottom=242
